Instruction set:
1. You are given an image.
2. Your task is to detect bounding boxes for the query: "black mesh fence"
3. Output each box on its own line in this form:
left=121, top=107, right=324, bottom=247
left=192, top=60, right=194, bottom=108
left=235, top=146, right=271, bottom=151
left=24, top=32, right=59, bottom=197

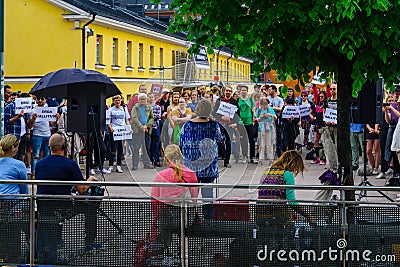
left=0, top=198, right=30, bottom=265
left=2, top=197, right=400, bottom=266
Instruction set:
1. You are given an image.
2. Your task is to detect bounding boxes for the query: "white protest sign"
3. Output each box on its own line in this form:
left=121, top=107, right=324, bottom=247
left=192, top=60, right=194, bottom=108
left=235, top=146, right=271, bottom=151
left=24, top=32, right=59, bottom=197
left=324, top=108, right=337, bottom=124
left=113, top=125, right=132, bottom=141
left=299, top=104, right=310, bottom=117
left=34, top=107, right=58, bottom=122
left=282, top=106, right=300, bottom=119
left=216, top=101, right=238, bottom=119
left=15, top=97, right=33, bottom=113
left=106, top=110, right=110, bottom=125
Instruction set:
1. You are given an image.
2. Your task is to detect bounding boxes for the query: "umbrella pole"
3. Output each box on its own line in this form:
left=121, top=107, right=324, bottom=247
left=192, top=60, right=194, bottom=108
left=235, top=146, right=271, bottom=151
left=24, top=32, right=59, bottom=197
left=86, top=131, right=91, bottom=179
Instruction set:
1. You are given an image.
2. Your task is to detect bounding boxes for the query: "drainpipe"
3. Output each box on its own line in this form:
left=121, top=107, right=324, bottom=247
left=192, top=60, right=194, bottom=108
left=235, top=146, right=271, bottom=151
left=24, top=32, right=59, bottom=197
left=226, top=52, right=232, bottom=83
left=216, top=50, right=220, bottom=82
left=82, top=12, right=96, bottom=69
left=0, top=0, right=4, bottom=139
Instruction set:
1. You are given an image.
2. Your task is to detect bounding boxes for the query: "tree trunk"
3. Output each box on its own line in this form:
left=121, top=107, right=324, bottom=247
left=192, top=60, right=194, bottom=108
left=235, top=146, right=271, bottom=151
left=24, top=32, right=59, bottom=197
left=337, top=59, right=355, bottom=201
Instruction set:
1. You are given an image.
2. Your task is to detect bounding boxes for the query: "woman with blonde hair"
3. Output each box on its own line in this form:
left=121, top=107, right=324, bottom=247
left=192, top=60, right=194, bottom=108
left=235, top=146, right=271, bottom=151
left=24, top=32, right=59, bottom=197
left=0, top=134, right=28, bottom=197
left=151, top=144, right=198, bottom=202
left=150, top=144, right=198, bottom=243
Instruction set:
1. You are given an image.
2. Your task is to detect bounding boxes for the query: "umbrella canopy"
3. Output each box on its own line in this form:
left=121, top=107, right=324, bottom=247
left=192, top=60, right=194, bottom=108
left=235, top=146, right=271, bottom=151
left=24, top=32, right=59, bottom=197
left=29, top=68, right=121, bottom=98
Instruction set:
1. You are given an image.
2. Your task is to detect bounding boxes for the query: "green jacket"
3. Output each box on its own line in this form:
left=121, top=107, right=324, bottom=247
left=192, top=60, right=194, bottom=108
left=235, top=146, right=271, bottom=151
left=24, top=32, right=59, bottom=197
left=131, top=104, right=154, bottom=135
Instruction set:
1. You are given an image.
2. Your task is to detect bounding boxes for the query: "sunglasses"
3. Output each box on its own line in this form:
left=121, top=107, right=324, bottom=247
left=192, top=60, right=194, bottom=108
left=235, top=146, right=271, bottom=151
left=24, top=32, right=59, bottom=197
left=39, top=97, right=46, bottom=101
left=225, top=90, right=232, bottom=92
left=301, top=95, right=307, bottom=97
left=319, top=96, right=324, bottom=98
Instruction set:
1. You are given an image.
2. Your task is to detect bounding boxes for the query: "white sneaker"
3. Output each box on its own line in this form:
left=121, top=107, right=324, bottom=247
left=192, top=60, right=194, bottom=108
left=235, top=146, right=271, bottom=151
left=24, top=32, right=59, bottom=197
left=386, top=168, right=394, bottom=175
left=107, top=166, right=114, bottom=173
left=99, top=168, right=111, bottom=174
left=26, top=166, right=32, bottom=175
left=90, top=169, right=96, bottom=175
left=371, top=168, right=379, bottom=175
left=116, top=165, right=123, bottom=173
left=241, top=157, right=248, bottom=164
left=375, top=172, right=386, bottom=179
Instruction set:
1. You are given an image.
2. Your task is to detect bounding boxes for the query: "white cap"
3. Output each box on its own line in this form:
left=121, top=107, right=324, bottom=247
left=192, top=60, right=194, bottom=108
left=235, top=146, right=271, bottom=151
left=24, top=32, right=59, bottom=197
left=162, top=88, right=170, bottom=94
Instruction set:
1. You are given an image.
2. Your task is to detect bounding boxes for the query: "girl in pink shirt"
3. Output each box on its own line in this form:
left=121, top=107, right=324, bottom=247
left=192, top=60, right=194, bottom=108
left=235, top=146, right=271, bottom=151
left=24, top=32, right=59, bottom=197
left=151, top=144, right=198, bottom=240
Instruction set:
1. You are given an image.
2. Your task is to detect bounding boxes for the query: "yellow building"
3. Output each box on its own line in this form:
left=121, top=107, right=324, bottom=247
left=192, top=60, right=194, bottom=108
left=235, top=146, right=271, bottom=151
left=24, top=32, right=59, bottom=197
left=4, top=0, right=253, bottom=98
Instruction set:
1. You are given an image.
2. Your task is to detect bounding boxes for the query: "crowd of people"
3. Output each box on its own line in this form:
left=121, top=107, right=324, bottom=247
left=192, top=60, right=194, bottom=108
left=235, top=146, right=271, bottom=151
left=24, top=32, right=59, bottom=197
left=2, top=82, right=400, bottom=180
left=1, top=81, right=400, bottom=263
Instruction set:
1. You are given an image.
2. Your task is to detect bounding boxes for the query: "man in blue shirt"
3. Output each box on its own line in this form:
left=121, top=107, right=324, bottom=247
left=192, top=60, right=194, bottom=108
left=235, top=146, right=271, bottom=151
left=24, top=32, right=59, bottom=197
left=3, top=93, right=31, bottom=161
left=36, top=133, right=98, bottom=262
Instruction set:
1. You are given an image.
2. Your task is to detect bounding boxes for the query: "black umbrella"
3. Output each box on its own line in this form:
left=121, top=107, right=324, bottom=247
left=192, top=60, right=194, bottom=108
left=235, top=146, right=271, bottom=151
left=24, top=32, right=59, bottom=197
left=29, top=68, right=121, bottom=98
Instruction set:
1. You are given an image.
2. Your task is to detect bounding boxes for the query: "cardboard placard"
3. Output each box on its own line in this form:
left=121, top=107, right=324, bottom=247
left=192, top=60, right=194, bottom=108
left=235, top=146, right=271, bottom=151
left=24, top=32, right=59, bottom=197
left=299, top=104, right=311, bottom=117
left=34, top=107, right=57, bottom=122
left=112, top=125, right=132, bottom=140
left=282, top=106, right=300, bottom=119
left=216, top=101, right=238, bottom=119
left=15, top=97, right=33, bottom=113
left=323, top=108, right=337, bottom=124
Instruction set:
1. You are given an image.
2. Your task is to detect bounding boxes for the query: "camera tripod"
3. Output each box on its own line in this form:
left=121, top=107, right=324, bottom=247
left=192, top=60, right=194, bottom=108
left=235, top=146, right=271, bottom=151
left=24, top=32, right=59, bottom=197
left=357, top=128, right=394, bottom=202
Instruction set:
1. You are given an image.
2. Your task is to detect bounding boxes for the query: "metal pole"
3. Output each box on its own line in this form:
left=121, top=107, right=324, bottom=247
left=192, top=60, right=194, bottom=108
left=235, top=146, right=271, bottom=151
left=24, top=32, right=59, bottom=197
left=0, top=0, right=5, bottom=139
left=29, top=185, right=36, bottom=267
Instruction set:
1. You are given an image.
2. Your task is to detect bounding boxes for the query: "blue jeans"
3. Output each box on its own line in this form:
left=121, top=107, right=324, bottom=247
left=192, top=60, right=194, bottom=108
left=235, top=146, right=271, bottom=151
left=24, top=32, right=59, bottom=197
left=150, top=128, right=161, bottom=163
left=199, top=180, right=214, bottom=219
left=31, top=135, right=50, bottom=174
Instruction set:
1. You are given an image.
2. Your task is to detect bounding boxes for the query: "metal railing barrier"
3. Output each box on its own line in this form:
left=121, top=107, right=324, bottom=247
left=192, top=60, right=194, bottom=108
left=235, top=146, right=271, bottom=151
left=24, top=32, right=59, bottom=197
left=0, top=180, right=399, bottom=267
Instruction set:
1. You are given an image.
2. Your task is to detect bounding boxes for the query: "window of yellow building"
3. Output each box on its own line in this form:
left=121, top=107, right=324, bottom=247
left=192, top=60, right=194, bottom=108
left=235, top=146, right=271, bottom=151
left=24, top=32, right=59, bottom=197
left=112, top=38, right=119, bottom=66
left=150, top=46, right=154, bottom=67
left=172, top=50, right=175, bottom=79
left=159, top=48, right=164, bottom=67
left=126, top=41, right=132, bottom=67
left=96, top=35, right=103, bottom=65
left=139, top=43, right=144, bottom=68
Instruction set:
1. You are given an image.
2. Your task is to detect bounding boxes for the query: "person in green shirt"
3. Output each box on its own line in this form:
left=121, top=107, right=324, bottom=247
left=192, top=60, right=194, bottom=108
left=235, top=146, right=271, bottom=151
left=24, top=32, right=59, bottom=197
left=238, top=85, right=257, bottom=163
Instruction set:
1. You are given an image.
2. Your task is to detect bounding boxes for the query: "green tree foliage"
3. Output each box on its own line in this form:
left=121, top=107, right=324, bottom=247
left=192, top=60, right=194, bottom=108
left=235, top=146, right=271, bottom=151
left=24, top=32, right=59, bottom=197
left=160, top=0, right=400, bottom=195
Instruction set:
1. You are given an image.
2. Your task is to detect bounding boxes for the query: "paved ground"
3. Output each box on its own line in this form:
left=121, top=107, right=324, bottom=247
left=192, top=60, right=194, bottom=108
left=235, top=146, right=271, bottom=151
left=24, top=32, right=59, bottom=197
left=90, top=152, right=398, bottom=202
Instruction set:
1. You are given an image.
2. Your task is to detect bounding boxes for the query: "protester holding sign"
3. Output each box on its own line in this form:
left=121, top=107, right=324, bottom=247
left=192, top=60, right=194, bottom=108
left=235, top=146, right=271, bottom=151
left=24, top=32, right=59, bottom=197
left=108, top=95, right=130, bottom=173
left=130, top=93, right=154, bottom=170
left=311, top=91, right=328, bottom=165
left=212, top=85, right=240, bottom=167
left=299, top=90, right=315, bottom=149
left=280, top=98, right=300, bottom=152
left=326, top=84, right=338, bottom=145
left=27, top=97, right=58, bottom=177
left=4, top=93, right=31, bottom=162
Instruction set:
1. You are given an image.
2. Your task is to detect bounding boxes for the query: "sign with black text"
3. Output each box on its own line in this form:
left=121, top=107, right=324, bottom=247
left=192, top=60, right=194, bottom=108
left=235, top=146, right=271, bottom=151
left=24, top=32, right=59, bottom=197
left=15, top=97, right=33, bottom=113
left=323, top=108, right=337, bottom=124
left=299, top=104, right=310, bottom=117
left=194, top=46, right=210, bottom=70
left=282, top=106, right=300, bottom=119
left=113, top=125, right=132, bottom=141
left=216, top=101, right=238, bottom=119
left=34, top=107, right=58, bottom=122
